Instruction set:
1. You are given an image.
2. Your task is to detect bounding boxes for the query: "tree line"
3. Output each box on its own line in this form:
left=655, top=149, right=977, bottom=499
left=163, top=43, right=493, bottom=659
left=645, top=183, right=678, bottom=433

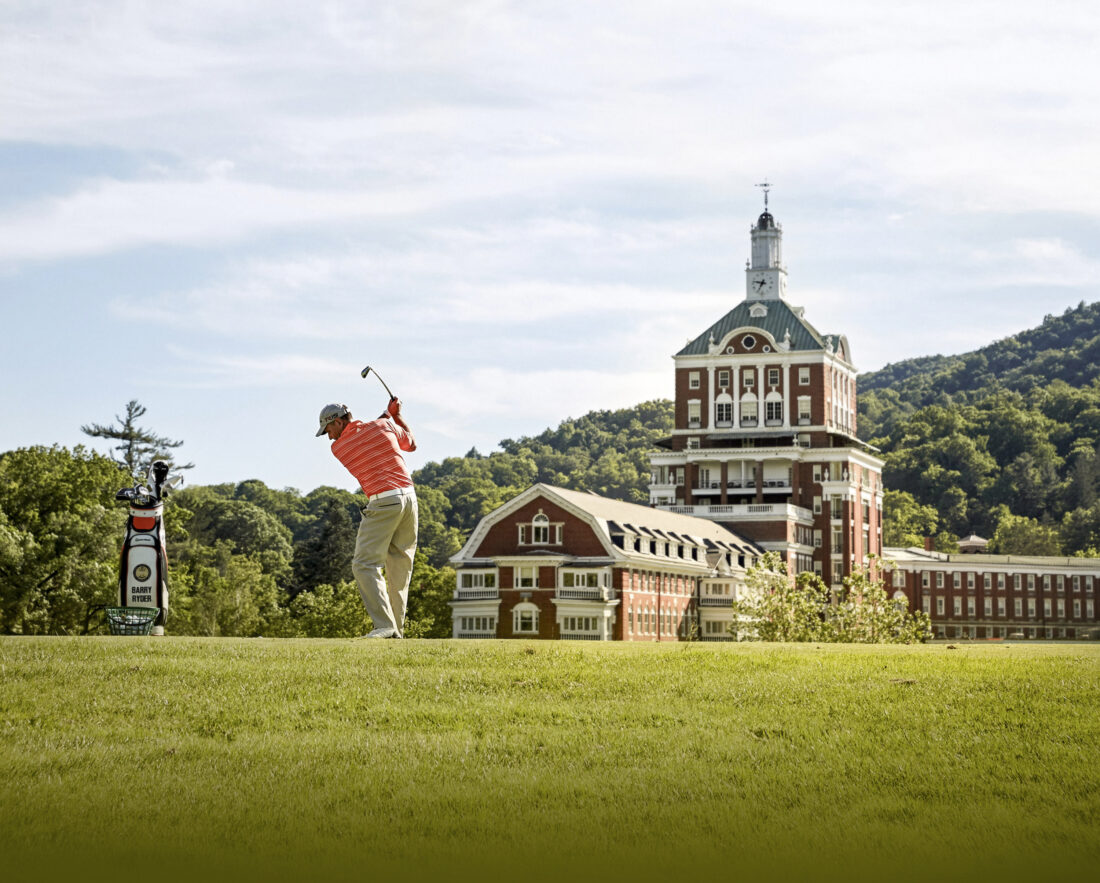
left=0, top=401, right=673, bottom=636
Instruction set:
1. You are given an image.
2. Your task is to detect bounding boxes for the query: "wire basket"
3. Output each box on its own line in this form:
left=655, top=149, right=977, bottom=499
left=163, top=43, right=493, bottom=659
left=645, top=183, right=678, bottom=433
left=105, top=606, right=160, bottom=636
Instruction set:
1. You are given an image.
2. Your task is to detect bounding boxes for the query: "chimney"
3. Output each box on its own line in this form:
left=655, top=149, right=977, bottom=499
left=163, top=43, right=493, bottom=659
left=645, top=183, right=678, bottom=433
left=923, top=536, right=934, bottom=552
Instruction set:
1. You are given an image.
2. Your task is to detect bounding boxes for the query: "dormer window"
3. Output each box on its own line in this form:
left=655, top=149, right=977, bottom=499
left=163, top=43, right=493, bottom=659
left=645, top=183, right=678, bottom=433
left=518, top=510, right=562, bottom=545
left=533, top=513, right=549, bottom=544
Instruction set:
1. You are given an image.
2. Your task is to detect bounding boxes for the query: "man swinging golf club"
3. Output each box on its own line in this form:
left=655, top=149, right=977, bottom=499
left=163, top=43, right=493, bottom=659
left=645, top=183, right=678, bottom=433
left=316, top=371, right=417, bottom=639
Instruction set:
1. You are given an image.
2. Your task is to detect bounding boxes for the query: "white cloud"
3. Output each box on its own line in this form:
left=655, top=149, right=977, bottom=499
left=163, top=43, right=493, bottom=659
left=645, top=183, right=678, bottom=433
left=969, top=239, right=1100, bottom=288
left=2, top=0, right=1099, bottom=491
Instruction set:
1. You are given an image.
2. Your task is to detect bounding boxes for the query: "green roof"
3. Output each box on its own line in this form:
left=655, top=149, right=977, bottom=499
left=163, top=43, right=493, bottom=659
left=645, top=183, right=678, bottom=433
left=677, top=299, right=840, bottom=357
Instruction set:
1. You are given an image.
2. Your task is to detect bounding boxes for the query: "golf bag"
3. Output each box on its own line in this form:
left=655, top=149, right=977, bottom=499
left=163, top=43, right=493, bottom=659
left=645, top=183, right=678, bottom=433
left=115, top=460, right=183, bottom=636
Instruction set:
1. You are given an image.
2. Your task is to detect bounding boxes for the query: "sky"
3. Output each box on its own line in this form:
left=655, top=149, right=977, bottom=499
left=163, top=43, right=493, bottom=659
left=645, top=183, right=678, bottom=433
left=2, top=0, right=1098, bottom=494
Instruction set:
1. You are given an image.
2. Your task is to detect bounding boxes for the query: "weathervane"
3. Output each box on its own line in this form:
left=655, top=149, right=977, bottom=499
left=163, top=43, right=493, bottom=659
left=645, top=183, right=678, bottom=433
left=756, top=179, right=771, bottom=211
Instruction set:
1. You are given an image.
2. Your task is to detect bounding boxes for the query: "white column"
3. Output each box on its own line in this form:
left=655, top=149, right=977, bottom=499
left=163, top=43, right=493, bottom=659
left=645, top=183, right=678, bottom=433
left=707, top=364, right=716, bottom=428
left=782, top=363, right=791, bottom=429
left=733, top=366, right=740, bottom=425
left=757, top=365, right=765, bottom=424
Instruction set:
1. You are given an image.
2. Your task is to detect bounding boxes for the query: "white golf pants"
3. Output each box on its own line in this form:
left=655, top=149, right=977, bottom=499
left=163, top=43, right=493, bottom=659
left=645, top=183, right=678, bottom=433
left=351, top=488, right=418, bottom=634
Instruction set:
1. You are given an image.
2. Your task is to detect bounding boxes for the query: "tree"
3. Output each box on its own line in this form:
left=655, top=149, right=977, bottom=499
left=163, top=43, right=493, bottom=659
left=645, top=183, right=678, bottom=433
left=82, top=399, right=193, bottom=475
left=0, top=446, right=129, bottom=634
left=404, top=554, right=456, bottom=638
left=989, top=508, right=1063, bottom=556
left=286, top=580, right=371, bottom=638
left=729, top=553, right=829, bottom=642
left=170, top=540, right=287, bottom=637
left=177, top=495, right=294, bottom=586
left=882, top=489, right=938, bottom=548
left=827, top=562, right=933, bottom=644
left=730, top=554, right=932, bottom=644
left=291, top=497, right=357, bottom=593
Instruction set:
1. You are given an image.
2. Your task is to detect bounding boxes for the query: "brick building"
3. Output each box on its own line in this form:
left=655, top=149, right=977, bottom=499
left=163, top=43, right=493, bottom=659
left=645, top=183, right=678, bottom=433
left=449, top=483, right=762, bottom=641
left=649, top=191, right=884, bottom=590
left=883, top=546, right=1100, bottom=640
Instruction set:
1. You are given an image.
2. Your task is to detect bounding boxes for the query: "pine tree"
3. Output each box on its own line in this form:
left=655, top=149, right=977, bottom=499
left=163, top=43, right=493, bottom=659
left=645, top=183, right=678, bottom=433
left=81, top=399, right=193, bottom=475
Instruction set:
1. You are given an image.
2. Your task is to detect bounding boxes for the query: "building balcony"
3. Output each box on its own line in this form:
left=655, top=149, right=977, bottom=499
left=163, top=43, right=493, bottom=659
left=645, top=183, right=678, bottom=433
left=765, top=419, right=783, bottom=427
left=556, top=587, right=616, bottom=602
left=715, top=420, right=733, bottom=428
left=699, top=597, right=733, bottom=607
left=648, top=481, right=677, bottom=492
left=454, top=588, right=500, bottom=601
left=740, top=418, right=759, bottom=427
left=659, top=502, right=814, bottom=523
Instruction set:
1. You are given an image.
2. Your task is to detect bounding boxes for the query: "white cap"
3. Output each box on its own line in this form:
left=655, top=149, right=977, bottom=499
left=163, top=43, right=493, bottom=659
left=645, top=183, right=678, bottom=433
left=315, top=403, right=349, bottom=437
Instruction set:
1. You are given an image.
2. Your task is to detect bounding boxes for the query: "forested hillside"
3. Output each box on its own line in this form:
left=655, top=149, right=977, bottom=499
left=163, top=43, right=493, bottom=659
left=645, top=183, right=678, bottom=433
left=860, top=302, right=1100, bottom=555
left=860, top=301, right=1100, bottom=441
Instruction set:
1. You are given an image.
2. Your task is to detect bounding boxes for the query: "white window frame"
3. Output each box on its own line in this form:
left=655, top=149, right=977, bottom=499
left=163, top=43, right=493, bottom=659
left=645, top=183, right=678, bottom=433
left=512, top=602, right=540, bottom=634
left=459, top=571, right=497, bottom=589
left=561, top=570, right=604, bottom=589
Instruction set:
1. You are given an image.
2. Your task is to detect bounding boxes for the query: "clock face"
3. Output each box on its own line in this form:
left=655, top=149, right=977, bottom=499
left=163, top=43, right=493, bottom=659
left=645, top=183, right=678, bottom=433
left=751, top=273, right=774, bottom=295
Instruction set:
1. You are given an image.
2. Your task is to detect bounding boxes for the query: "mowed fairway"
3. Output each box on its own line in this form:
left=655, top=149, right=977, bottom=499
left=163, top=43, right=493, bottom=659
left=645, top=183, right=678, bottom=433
left=1, top=638, right=1097, bottom=883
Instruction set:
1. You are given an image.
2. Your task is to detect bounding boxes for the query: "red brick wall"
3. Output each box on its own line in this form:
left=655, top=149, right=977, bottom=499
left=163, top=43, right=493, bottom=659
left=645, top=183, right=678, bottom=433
left=473, top=496, right=608, bottom=558
left=497, top=589, right=558, bottom=640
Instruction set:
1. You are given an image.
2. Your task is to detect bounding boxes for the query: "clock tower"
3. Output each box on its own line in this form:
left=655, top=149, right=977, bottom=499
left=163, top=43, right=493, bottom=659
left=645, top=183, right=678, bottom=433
left=649, top=187, right=884, bottom=592
left=746, top=183, right=787, bottom=301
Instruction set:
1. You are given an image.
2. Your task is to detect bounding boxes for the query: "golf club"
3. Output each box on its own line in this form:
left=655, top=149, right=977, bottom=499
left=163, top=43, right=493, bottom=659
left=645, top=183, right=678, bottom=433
left=360, top=365, right=395, bottom=399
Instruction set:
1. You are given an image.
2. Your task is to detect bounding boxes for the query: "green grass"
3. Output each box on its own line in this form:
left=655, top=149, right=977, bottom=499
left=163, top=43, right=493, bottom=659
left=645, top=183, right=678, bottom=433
left=1, top=639, right=1097, bottom=883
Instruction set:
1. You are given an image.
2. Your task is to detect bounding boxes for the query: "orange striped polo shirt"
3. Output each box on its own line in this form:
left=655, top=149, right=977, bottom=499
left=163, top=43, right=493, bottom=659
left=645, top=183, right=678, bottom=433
left=330, top=418, right=414, bottom=497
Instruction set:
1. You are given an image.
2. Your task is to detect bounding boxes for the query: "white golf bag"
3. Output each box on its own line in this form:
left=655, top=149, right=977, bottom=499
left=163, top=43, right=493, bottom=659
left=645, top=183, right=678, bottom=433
left=115, top=460, right=182, bottom=636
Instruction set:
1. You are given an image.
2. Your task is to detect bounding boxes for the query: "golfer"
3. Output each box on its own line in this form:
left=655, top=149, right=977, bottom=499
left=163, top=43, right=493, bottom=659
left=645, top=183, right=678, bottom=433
left=315, top=398, right=417, bottom=638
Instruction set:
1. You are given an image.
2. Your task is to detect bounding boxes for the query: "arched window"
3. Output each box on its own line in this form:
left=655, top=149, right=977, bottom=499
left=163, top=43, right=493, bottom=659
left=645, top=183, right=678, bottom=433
left=765, top=391, right=783, bottom=425
left=512, top=602, right=540, bottom=635
left=715, top=392, right=733, bottom=426
left=532, top=513, right=549, bottom=544
left=518, top=509, right=562, bottom=545
left=740, top=393, right=758, bottom=426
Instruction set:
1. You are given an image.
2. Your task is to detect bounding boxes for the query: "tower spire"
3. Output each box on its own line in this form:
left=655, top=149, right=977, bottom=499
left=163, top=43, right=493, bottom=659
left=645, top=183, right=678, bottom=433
left=755, top=179, right=771, bottom=211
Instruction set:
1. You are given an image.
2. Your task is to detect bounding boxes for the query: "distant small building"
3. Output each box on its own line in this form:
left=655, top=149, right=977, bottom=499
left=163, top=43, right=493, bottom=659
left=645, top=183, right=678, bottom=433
left=957, top=535, right=989, bottom=554
left=449, top=483, right=763, bottom=641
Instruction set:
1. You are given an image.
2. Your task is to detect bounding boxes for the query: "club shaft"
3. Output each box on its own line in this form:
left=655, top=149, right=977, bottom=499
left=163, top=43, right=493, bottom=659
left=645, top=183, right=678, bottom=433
left=361, top=366, right=395, bottom=398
